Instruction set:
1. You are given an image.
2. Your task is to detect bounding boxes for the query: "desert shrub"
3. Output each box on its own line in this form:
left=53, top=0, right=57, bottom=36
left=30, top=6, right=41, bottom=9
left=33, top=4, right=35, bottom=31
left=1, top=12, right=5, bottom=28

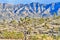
left=29, top=34, right=54, bottom=40
left=2, top=30, right=24, bottom=39
left=10, top=20, right=18, bottom=24
left=39, top=18, right=45, bottom=24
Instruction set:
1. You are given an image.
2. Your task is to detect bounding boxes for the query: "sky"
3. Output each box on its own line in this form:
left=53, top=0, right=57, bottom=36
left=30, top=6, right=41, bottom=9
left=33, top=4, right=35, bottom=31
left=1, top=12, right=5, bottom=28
left=0, top=0, right=60, bottom=4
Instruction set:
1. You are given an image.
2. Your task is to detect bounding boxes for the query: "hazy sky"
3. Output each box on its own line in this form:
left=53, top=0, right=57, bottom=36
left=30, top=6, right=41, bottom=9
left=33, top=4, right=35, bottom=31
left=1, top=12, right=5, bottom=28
left=0, top=0, right=60, bottom=4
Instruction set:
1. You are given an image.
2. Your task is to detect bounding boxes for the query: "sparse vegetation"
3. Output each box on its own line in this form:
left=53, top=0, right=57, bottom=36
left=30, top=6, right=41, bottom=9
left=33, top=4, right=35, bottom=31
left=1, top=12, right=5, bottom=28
left=0, top=15, right=60, bottom=40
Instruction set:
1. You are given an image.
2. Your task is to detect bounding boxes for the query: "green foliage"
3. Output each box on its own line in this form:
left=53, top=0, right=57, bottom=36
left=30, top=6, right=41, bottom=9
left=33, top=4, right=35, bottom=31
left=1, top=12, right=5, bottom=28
left=39, top=18, right=45, bottom=24
left=30, top=36, right=38, bottom=40
left=20, top=18, right=24, bottom=22
left=56, top=36, right=60, bottom=40
left=10, top=20, right=18, bottom=24
left=2, top=30, right=24, bottom=39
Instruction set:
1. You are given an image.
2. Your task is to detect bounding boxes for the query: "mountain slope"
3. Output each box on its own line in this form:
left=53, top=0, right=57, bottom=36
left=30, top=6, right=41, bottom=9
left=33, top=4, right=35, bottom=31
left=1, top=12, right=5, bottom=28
left=0, top=2, right=60, bottom=20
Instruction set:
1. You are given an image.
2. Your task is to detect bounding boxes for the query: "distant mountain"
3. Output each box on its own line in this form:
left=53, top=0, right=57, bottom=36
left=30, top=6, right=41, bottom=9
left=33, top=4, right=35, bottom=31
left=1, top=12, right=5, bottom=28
left=0, top=2, right=60, bottom=20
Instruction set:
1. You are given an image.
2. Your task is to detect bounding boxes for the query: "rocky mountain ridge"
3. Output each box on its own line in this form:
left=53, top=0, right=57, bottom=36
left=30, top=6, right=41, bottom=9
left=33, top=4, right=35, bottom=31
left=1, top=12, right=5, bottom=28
left=0, top=2, right=60, bottom=20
